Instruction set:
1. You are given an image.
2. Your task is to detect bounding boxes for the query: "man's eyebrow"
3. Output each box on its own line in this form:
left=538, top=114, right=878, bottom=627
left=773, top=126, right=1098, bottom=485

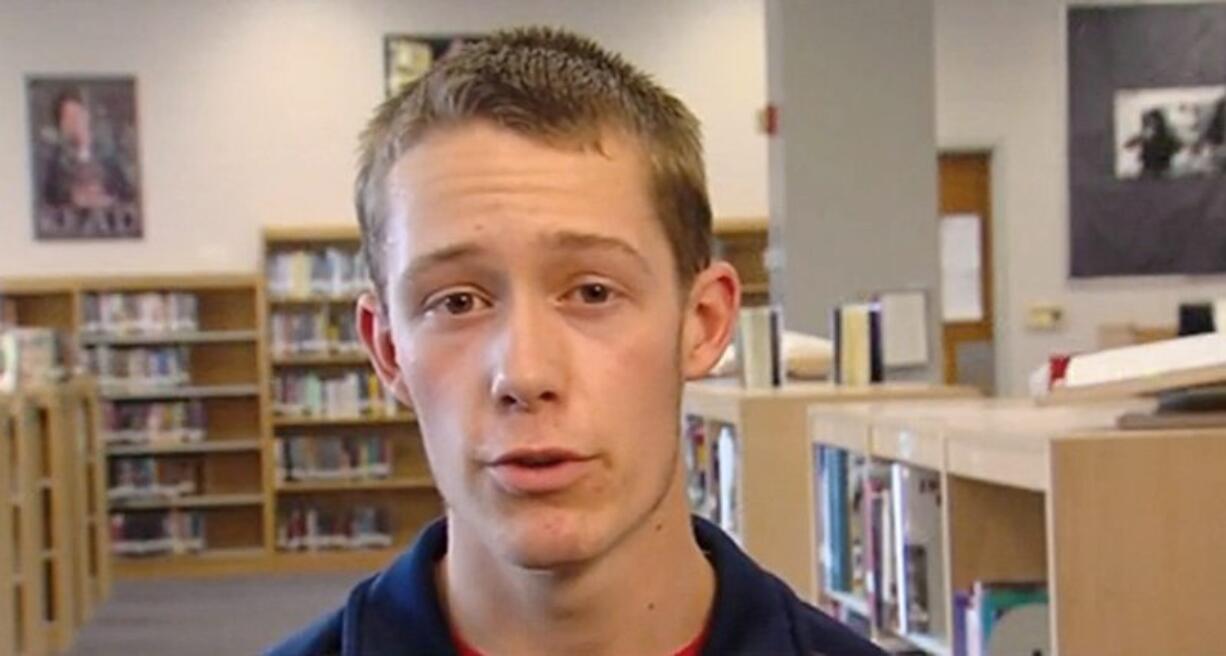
left=543, top=230, right=652, bottom=274
left=402, top=243, right=485, bottom=283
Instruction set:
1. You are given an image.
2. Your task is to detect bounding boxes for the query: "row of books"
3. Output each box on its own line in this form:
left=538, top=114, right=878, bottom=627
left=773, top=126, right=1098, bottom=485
left=82, top=344, right=191, bottom=389
left=272, top=370, right=399, bottom=418
left=269, top=308, right=361, bottom=356
left=275, top=436, right=393, bottom=482
left=81, top=291, right=200, bottom=336
left=102, top=399, right=207, bottom=445
left=953, top=581, right=1049, bottom=656
left=108, top=458, right=200, bottom=501
left=275, top=504, right=392, bottom=551
left=110, top=510, right=205, bottom=556
left=817, top=447, right=945, bottom=638
left=266, top=248, right=370, bottom=299
left=682, top=416, right=741, bottom=542
left=0, top=328, right=66, bottom=392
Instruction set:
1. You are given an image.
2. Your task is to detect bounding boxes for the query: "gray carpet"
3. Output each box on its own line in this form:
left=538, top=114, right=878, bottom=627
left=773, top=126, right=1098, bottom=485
left=65, top=572, right=367, bottom=656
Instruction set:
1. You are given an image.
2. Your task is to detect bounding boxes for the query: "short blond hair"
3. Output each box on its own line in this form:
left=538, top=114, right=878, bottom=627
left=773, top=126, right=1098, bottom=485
left=355, top=26, right=712, bottom=305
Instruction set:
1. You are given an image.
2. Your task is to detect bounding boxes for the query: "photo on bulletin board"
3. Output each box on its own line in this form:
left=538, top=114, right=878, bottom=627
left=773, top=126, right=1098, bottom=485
left=1067, top=4, right=1226, bottom=277
left=26, top=76, right=142, bottom=241
left=384, top=34, right=484, bottom=98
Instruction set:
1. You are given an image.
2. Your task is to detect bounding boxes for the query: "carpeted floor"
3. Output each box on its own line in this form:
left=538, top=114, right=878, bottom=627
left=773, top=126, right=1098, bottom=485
left=65, top=572, right=367, bottom=656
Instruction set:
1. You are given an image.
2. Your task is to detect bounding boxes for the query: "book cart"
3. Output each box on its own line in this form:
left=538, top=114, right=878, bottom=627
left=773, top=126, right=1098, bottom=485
left=680, top=379, right=977, bottom=600
left=808, top=398, right=1226, bottom=656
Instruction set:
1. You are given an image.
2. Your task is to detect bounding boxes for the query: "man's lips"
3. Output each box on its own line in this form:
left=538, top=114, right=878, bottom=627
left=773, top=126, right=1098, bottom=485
left=486, top=448, right=597, bottom=495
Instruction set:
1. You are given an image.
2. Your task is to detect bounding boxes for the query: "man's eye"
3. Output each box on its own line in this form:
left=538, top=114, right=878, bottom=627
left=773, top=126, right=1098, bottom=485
left=574, top=283, right=612, bottom=304
left=435, top=292, right=485, bottom=315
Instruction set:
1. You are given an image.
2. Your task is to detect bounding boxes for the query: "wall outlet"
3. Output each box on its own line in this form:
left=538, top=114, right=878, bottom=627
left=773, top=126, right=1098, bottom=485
left=1026, top=304, right=1064, bottom=331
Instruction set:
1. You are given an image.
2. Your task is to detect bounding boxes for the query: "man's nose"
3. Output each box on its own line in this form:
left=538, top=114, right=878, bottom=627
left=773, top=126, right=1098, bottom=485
left=488, top=298, right=566, bottom=412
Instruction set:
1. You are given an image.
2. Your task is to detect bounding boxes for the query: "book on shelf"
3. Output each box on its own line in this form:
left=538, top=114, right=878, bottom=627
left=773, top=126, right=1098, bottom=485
left=270, top=308, right=361, bottom=356
left=272, top=369, right=400, bottom=418
left=81, top=291, right=199, bottom=336
left=891, top=463, right=946, bottom=638
left=276, top=435, right=392, bottom=482
left=833, top=301, right=884, bottom=386
left=266, top=248, right=370, bottom=299
left=110, top=510, right=205, bottom=556
left=817, top=446, right=851, bottom=592
left=957, top=581, right=1048, bottom=656
left=863, top=459, right=900, bottom=631
left=276, top=503, right=392, bottom=552
left=102, top=399, right=207, bottom=445
left=714, top=424, right=741, bottom=542
left=683, top=416, right=715, bottom=520
left=108, top=457, right=201, bottom=501
left=82, top=344, right=191, bottom=391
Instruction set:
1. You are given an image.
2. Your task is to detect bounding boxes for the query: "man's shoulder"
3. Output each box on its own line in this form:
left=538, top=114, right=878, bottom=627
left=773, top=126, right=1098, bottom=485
left=693, top=517, right=885, bottom=655
left=782, top=590, right=887, bottom=656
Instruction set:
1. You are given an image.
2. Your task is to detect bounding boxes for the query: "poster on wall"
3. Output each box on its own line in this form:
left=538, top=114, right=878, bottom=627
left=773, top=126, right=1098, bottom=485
left=1068, top=5, right=1226, bottom=277
left=384, top=34, right=484, bottom=98
left=26, top=76, right=143, bottom=240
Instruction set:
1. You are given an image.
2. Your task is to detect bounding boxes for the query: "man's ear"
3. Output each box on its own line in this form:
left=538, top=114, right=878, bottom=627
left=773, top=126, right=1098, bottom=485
left=356, top=292, right=413, bottom=406
left=681, top=261, right=741, bottom=380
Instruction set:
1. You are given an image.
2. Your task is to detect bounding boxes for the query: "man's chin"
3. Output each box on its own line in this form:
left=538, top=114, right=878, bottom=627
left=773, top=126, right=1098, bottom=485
left=490, top=512, right=607, bottom=571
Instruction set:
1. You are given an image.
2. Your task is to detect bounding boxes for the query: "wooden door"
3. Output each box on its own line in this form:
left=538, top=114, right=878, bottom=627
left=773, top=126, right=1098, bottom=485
left=938, top=152, right=994, bottom=391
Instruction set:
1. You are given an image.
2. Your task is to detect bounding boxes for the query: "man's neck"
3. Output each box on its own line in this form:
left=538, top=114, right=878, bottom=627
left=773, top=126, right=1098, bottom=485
left=438, top=471, right=715, bottom=656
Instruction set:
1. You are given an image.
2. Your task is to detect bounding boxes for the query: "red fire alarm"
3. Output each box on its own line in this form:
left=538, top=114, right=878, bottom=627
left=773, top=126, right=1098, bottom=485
left=758, top=103, right=778, bottom=136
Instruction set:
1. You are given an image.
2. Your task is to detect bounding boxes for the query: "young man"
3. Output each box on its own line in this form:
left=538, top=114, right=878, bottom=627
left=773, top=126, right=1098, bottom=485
left=270, top=27, right=884, bottom=656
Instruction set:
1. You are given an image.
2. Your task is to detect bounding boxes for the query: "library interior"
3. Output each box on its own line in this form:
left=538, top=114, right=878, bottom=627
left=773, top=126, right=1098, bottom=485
left=2, top=1, right=1225, bottom=655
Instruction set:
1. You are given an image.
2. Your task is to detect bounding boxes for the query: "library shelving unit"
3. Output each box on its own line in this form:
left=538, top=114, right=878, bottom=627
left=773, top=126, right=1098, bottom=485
left=261, top=227, right=442, bottom=567
left=60, top=378, right=112, bottom=626
left=79, top=276, right=268, bottom=578
left=1, top=379, right=111, bottom=656
left=807, top=398, right=1226, bottom=656
left=2, top=389, right=46, bottom=656
left=680, top=379, right=977, bottom=601
left=1, top=275, right=273, bottom=578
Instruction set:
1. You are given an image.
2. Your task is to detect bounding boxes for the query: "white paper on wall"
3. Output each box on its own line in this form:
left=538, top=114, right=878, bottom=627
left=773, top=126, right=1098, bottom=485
left=940, top=214, right=984, bottom=322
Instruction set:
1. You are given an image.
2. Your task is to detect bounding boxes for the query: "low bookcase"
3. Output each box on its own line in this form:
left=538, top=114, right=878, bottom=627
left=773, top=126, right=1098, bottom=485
left=808, top=398, right=1226, bottom=656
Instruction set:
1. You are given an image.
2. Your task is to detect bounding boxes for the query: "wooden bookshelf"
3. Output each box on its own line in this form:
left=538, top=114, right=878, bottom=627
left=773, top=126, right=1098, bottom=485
left=2, top=275, right=273, bottom=580
left=0, top=380, right=110, bottom=656
left=807, top=398, right=1225, bottom=656
left=275, top=476, right=434, bottom=494
left=262, top=227, right=441, bottom=562
left=59, top=379, right=112, bottom=629
left=107, top=438, right=262, bottom=456
left=681, top=379, right=978, bottom=600
left=78, top=329, right=259, bottom=346
left=271, top=412, right=416, bottom=428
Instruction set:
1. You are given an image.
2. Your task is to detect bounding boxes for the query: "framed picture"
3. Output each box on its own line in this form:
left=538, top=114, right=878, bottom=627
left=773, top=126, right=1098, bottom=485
left=1067, top=4, right=1226, bottom=277
left=384, top=34, right=483, bottom=97
left=27, top=76, right=143, bottom=240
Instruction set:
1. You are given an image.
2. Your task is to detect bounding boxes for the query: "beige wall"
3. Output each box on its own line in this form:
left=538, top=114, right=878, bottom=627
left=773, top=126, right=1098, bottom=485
left=0, top=0, right=766, bottom=276
left=935, top=0, right=1226, bottom=394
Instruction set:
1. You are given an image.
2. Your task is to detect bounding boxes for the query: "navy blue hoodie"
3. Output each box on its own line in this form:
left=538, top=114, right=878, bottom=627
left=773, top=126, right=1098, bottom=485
left=267, top=517, right=885, bottom=656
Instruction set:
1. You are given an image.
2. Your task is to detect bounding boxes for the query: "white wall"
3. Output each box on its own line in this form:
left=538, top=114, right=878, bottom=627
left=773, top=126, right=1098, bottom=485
left=935, top=0, right=1226, bottom=394
left=0, top=0, right=766, bottom=276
